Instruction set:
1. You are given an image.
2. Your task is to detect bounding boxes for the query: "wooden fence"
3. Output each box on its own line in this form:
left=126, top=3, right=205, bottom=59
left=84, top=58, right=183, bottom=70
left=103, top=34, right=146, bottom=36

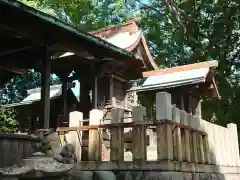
left=56, top=92, right=240, bottom=171
left=0, top=133, right=34, bottom=167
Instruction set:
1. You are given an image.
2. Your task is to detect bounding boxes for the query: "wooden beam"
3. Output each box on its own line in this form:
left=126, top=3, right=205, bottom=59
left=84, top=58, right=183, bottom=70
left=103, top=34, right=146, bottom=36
left=0, top=46, right=33, bottom=57
left=0, top=66, right=27, bottom=74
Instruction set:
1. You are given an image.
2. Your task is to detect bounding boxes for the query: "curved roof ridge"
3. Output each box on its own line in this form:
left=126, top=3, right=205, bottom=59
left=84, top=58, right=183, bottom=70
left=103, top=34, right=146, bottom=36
left=92, top=20, right=159, bottom=70
left=91, top=20, right=139, bottom=35
left=141, top=35, right=159, bottom=70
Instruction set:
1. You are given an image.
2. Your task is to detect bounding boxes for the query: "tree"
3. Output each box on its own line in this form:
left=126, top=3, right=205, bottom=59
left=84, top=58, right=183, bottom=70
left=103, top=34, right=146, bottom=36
left=19, top=0, right=137, bottom=30
left=135, top=0, right=240, bottom=127
left=0, top=70, right=59, bottom=105
left=16, top=0, right=240, bottom=129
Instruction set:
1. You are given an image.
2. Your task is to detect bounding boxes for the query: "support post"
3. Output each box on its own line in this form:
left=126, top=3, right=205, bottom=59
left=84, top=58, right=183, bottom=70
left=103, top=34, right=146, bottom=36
left=109, top=75, right=113, bottom=100
left=88, top=109, right=103, bottom=161
left=192, top=131, right=199, bottom=163
left=132, top=106, right=147, bottom=163
left=132, top=81, right=138, bottom=105
left=92, top=76, right=98, bottom=108
left=156, top=92, right=173, bottom=161
left=198, top=134, right=205, bottom=163
left=62, top=79, right=68, bottom=117
left=110, top=108, right=124, bottom=162
left=59, top=73, right=69, bottom=117
left=65, top=111, right=83, bottom=161
left=197, top=99, right=202, bottom=119
left=180, top=112, right=191, bottom=162
left=172, top=105, right=182, bottom=161
left=79, top=76, right=91, bottom=120
left=40, top=46, right=51, bottom=129
left=227, top=123, right=240, bottom=166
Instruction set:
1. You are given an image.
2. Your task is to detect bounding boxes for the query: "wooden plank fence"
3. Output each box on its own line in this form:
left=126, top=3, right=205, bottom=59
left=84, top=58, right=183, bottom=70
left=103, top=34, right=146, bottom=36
left=0, top=133, right=35, bottom=167
left=56, top=92, right=240, bottom=171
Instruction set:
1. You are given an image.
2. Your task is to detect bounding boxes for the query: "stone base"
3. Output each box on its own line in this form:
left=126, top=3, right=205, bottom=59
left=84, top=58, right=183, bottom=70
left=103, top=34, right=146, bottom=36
left=3, top=171, right=240, bottom=180
left=115, top=171, right=240, bottom=180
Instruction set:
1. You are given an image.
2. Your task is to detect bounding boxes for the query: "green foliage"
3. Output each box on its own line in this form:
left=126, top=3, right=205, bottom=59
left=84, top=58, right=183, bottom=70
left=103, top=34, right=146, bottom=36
left=0, top=108, right=18, bottom=133
left=19, top=0, right=138, bottom=30
left=0, top=70, right=60, bottom=105
left=134, top=0, right=240, bottom=127
left=14, top=0, right=240, bottom=129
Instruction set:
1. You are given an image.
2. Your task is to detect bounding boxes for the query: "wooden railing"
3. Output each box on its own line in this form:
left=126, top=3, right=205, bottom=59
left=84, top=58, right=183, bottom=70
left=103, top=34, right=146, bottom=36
left=0, top=133, right=35, bottom=168
left=56, top=92, right=240, bottom=171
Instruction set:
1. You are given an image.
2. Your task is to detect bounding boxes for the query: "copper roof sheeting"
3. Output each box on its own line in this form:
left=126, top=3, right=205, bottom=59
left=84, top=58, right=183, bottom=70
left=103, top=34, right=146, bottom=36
left=1, top=82, right=80, bottom=108
left=92, top=20, right=159, bottom=70
left=143, top=60, right=218, bottom=77
left=130, top=60, right=220, bottom=99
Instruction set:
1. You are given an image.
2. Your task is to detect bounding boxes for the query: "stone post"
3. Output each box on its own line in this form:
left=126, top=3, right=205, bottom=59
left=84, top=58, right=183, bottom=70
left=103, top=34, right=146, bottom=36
left=88, top=109, right=103, bottom=161
left=132, top=106, right=147, bottom=162
left=227, top=123, right=240, bottom=166
left=156, top=92, right=174, bottom=161
left=65, top=111, right=83, bottom=162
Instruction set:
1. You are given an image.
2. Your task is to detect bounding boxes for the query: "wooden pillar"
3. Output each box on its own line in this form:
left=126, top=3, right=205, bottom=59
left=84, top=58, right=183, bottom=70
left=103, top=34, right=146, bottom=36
left=92, top=76, right=98, bottom=108
left=188, top=95, right=192, bottom=114
left=60, top=73, right=68, bottom=117
left=79, top=76, right=91, bottom=119
left=40, top=46, right=51, bottom=129
left=109, top=75, right=113, bottom=100
left=180, top=95, right=184, bottom=110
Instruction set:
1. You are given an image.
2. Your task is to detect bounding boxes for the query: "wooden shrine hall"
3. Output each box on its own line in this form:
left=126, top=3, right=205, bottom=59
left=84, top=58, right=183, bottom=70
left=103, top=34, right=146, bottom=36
left=0, top=0, right=158, bottom=129
left=130, top=60, right=221, bottom=120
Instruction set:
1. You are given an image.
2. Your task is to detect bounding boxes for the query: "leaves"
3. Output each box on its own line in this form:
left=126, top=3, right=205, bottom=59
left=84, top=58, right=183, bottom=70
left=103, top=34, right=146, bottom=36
left=13, top=0, right=240, bottom=128
left=0, top=107, right=18, bottom=133
left=0, top=70, right=60, bottom=105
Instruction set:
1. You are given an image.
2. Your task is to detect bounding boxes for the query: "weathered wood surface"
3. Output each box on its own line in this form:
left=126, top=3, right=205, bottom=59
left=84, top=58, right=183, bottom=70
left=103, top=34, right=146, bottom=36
left=55, top=91, right=240, bottom=170
left=0, top=133, right=34, bottom=168
left=74, top=161, right=240, bottom=172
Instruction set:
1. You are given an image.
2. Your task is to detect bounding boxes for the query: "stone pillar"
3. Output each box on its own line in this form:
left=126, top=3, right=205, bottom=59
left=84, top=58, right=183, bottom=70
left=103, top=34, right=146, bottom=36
left=132, top=106, right=147, bottom=162
left=88, top=109, right=103, bottom=160
left=65, top=111, right=83, bottom=161
left=156, top=92, right=174, bottom=162
left=110, top=108, right=124, bottom=162
left=227, top=123, right=240, bottom=166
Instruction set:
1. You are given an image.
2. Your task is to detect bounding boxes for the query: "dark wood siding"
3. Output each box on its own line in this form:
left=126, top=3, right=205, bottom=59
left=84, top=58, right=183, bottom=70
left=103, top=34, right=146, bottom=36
left=97, top=76, right=110, bottom=105
left=113, top=78, right=127, bottom=103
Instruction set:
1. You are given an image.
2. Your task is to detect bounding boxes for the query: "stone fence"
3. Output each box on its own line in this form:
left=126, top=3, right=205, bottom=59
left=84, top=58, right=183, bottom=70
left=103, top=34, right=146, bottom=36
left=56, top=92, right=240, bottom=179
